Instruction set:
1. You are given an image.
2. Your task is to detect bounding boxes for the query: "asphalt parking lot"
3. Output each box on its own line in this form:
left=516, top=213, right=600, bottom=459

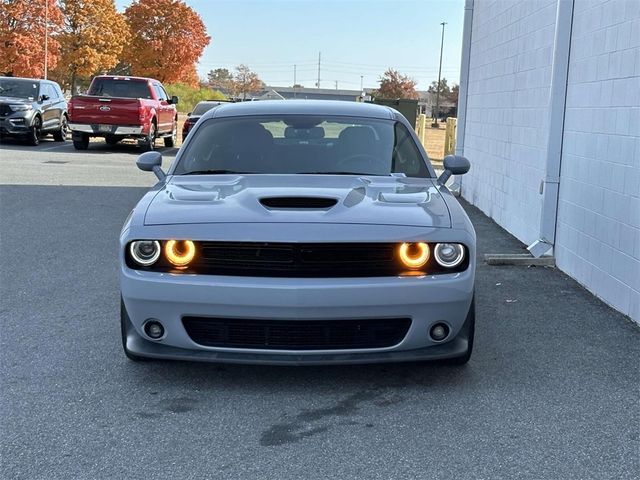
left=1, top=139, right=639, bottom=480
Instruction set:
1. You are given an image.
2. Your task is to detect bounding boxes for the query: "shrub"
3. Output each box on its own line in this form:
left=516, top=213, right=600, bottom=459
left=164, top=83, right=226, bottom=113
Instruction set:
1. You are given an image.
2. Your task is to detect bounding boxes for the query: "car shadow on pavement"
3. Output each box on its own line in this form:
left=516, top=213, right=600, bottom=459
left=0, top=136, right=179, bottom=156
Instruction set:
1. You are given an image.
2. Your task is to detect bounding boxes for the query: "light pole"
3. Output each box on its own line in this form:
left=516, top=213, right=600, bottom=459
left=44, top=0, right=49, bottom=79
left=293, top=64, right=297, bottom=98
left=433, top=21, right=446, bottom=128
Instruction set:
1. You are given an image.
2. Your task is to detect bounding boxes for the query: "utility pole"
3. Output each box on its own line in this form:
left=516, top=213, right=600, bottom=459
left=293, top=64, right=297, bottom=98
left=316, top=51, right=321, bottom=89
left=433, top=21, right=446, bottom=128
left=335, top=80, right=338, bottom=90
left=360, top=75, right=364, bottom=92
left=44, top=0, right=49, bottom=79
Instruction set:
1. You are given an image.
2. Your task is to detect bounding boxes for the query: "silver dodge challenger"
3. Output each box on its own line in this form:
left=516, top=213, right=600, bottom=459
left=120, top=100, right=475, bottom=365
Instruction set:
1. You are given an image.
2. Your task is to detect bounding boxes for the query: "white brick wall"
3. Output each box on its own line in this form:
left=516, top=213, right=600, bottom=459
left=461, top=0, right=558, bottom=244
left=555, top=0, right=640, bottom=321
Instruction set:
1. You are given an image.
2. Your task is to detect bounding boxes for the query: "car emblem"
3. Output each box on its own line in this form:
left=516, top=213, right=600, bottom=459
left=100, top=106, right=111, bottom=112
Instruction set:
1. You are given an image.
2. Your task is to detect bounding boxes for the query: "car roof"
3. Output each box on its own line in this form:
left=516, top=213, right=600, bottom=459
left=0, top=76, right=47, bottom=84
left=92, top=75, right=155, bottom=82
left=205, top=100, right=397, bottom=120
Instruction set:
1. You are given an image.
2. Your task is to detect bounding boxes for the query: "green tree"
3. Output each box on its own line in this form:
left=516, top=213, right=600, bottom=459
left=207, top=68, right=233, bottom=92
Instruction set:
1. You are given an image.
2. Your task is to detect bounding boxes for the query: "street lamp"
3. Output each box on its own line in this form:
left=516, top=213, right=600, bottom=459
left=44, top=0, right=49, bottom=79
left=432, top=21, right=446, bottom=128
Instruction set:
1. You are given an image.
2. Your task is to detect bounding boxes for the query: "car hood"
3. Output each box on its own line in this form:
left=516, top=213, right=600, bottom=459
left=144, top=175, right=451, bottom=228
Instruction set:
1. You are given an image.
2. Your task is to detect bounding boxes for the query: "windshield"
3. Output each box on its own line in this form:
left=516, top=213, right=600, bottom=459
left=0, top=79, right=39, bottom=100
left=174, top=115, right=431, bottom=177
left=88, top=78, right=152, bottom=99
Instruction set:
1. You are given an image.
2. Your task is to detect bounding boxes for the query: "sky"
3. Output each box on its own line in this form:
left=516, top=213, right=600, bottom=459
left=115, top=0, right=465, bottom=91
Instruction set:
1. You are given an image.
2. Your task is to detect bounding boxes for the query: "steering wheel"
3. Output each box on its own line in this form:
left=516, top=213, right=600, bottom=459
left=336, top=154, right=380, bottom=173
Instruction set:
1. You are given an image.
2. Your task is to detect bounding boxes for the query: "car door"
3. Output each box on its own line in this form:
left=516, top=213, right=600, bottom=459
left=40, top=83, right=58, bottom=131
left=152, top=83, right=171, bottom=133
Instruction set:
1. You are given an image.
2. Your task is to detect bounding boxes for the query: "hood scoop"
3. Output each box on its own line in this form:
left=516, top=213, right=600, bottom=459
left=259, top=196, right=338, bottom=210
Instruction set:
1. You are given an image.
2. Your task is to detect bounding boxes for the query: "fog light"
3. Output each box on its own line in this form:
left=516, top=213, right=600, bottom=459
left=429, top=323, right=450, bottom=341
left=144, top=320, right=165, bottom=339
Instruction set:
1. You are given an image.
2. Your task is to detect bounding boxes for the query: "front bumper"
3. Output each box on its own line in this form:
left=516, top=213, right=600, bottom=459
left=0, top=113, right=33, bottom=135
left=121, top=267, right=475, bottom=365
left=69, top=123, right=144, bottom=136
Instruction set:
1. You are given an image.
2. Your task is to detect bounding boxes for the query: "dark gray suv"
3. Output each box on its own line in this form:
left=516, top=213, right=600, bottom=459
left=0, top=77, right=68, bottom=145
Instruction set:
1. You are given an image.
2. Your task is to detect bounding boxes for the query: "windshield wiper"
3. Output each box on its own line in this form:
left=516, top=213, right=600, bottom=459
left=182, top=169, right=254, bottom=175
left=299, top=171, right=381, bottom=176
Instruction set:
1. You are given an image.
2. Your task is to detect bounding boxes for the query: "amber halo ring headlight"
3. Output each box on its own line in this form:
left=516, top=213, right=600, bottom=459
left=398, top=242, right=430, bottom=269
left=434, top=243, right=465, bottom=268
left=129, top=240, right=161, bottom=266
left=164, top=240, right=196, bottom=267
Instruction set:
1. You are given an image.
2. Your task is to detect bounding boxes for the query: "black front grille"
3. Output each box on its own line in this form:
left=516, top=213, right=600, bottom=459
left=0, top=104, right=11, bottom=117
left=195, top=242, right=398, bottom=277
left=182, top=317, right=411, bottom=350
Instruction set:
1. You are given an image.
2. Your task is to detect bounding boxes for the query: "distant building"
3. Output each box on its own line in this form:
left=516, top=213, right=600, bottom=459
left=253, top=86, right=363, bottom=102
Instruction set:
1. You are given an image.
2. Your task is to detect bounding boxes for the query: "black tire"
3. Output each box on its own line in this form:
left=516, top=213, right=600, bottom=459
left=53, top=115, right=68, bottom=142
left=105, top=135, right=121, bottom=146
left=72, top=132, right=89, bottom=150
left=121, top=297, right=146, bottom=362
left=443, top=298, right=475, bottom=366
left=164, top=121, right=177, bottom=148
left=27, top=116, right=42, bottom=146
left=139, top=121, right=157, bottom=152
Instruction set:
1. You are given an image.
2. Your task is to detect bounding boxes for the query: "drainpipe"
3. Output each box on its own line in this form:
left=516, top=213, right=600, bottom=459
left=528, top=0, right=575, bottom=257
left=451, top=0, right=474, bottom=195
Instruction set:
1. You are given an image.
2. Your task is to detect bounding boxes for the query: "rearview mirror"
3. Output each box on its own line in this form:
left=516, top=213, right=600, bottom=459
left=136, top=151, right=166, bottom=181
left=170, top=95, right=179, bottom=105
left=438, top=155, right=470, bottom=185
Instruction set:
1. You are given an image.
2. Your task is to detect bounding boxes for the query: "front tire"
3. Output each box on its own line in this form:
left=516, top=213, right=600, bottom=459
left=164, top=121, right=177, bottom=148
left=443, top=297, right=475, bottom=366
left=72, top=132, right=89, bottom=150
left=27, top=116, right=42, bottom=146
left=53, top=115, right=68, bottom=142
left=121, top=297, right=146, bottom=362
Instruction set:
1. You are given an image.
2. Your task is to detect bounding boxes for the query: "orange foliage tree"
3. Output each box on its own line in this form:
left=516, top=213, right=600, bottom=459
left=53, top=0, right=129, bottom=92
left=0, top=0, right=64, bottom=77
left=375, top=68, right=419, bottom=99
left=123, top=0, right=210, bottom=85
left=232, top=64, right=263, bottom=100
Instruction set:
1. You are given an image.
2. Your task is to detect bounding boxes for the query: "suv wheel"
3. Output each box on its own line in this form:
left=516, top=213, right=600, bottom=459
left=140, top=122, right=157, bottom=152
left=53, top=115, right=68, bottom=142
left=72, top=132, right=89, bottom=150
left=27, top=116, right=42, bottom=146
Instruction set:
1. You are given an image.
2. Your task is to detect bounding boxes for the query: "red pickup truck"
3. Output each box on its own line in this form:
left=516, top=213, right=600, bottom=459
left=67, top=75, right=179, bottom=151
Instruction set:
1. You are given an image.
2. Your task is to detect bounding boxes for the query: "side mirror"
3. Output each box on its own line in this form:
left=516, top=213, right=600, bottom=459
left=40, top=94, right=50, bottom=102
left=136, top=151, right=166, bottom=181
left=186, top=112, right=191, bottom=117
left=170, top=95, right=179, bottom=105
left=438, top=154, right=470, bottom=185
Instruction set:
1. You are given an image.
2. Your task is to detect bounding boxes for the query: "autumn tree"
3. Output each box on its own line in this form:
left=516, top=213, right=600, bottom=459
left=124, top=0, right=210, bottom=86
left=53, top=0, right=129, bottom=92
left=374, top=68, right=418, bottom=100
left=207, top=68, right=233, bottom=92
left=232, top=64, right=262, bottom=100
left=0, top=0, right=64, bottom=77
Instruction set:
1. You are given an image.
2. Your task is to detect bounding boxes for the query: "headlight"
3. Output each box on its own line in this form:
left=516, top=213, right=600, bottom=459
left=9, top=104, right=32, bottom=112
left=434, top=243, right=465, bottom=268
left=398, top=242, right=430, bottom=268
left=129, top=240, right=161, bottom=266
left=164, top=240, right=196, bottom=267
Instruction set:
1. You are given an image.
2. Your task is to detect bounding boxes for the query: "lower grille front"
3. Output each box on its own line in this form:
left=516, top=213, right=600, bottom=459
left=182, top=317, right=412, bottom=350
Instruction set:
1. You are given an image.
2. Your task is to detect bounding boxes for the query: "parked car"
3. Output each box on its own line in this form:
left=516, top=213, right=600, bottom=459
left=120, top=100, right=475, bottom=365
left=0, top=76, right=68, bottom=145
left=67, top=75, right=178, bottom=151
left=182, top=100, right=229, bottom=141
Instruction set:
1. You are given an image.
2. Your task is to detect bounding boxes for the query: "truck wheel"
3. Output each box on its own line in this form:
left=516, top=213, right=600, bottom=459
left=27, top=116, right=42, bottom=146
left=140, top=122, right=157, bottom=152
left=105, top=135, right=121, bottom=145
left=72, top=132, right=89, bottom=150
left=53, top=115, right=69, bottom=142
left=164, top=123, right=177, bottom=148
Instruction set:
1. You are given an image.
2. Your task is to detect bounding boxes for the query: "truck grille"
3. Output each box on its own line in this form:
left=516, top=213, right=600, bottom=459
left=182, top=317, right=411, bottom=350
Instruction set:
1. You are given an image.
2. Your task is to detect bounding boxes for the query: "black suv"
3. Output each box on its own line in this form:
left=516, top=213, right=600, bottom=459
left=0, top=76, right=69, bottom=145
